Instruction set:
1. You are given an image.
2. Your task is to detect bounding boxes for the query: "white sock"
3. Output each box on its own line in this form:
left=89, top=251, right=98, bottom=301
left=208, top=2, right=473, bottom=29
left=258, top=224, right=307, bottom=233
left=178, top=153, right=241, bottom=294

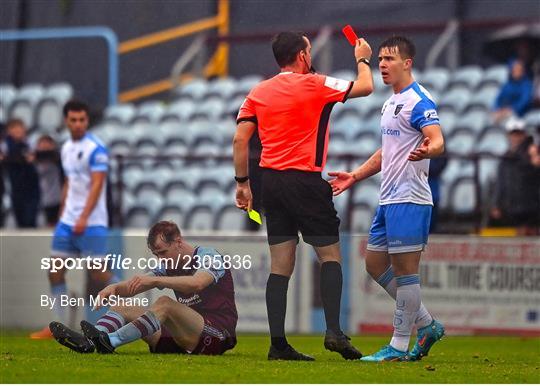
left=376, top=267, right=432, bottom=329
left=390, top=274, right=421, bottom=352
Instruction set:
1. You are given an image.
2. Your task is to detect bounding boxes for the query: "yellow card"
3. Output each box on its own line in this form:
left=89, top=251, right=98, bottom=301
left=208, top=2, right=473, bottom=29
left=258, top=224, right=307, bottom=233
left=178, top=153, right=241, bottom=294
left=248, top=209, right=262, bottom=224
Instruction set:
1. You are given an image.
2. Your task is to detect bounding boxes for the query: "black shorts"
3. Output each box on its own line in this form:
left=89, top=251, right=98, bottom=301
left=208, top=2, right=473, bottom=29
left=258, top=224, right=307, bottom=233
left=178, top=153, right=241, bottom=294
left=261, top=168, right=340, bottom=247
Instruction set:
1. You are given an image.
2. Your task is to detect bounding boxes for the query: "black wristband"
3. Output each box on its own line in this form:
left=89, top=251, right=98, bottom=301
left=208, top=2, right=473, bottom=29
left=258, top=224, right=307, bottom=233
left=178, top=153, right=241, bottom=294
left=356, top=57, right=370, bottom=66
left=235, top=176, right=249, bottom=183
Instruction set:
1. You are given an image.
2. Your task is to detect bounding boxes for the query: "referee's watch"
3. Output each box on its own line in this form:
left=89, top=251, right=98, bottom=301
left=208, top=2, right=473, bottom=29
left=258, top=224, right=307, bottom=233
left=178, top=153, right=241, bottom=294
left=356, top=57, right=370, bottom=66
left=235, top=176, right=249, bottom=183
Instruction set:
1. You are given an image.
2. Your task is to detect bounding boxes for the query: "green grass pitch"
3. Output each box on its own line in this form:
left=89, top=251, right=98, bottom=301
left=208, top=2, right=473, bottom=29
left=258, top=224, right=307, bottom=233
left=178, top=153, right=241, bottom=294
left=1, top=331, right=539, bottom=383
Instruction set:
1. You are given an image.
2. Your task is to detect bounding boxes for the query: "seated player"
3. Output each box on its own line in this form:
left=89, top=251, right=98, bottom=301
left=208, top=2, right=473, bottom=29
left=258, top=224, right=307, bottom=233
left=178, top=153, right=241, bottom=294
left=50, top=221, right=238, bottom=355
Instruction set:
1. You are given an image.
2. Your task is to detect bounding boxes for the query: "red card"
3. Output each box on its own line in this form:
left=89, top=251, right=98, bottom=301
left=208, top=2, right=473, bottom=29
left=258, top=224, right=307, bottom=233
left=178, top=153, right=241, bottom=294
left=342, top=25, right=359, bottom=46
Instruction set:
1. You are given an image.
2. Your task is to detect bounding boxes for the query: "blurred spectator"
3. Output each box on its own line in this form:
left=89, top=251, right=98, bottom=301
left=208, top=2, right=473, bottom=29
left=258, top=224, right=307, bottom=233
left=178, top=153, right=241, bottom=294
left=492, top=59, right=533, bottom=124
left=428, top=155, right=448, bottom=233
left=490, top=118, right=540, bottom=235
left=34, top=135, right=63, bottom=227
left=1, top=119, right=40, bottom=227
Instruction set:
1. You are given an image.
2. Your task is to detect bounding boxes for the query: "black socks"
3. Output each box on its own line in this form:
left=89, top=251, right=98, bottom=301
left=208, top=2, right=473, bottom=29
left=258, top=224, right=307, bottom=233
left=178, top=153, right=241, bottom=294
left=320, top=261, right=343, bottom=335
left=266, top=273, right=290, bottom=350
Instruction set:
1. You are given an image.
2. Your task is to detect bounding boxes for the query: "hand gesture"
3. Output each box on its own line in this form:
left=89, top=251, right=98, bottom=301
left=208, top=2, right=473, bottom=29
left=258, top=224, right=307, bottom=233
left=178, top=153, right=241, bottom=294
left=127, top=275, right=153, bottom=296
left=355, top=38, right=372, bottom=61
left=328, top=171, right=356, bottom=196
left=93, top=285, right=117, bottom=310
left=235, top=183, right=253, bottom=211
left=73, top=216, right=88, bottom=235
left=408, top=137, right=431, bottom=161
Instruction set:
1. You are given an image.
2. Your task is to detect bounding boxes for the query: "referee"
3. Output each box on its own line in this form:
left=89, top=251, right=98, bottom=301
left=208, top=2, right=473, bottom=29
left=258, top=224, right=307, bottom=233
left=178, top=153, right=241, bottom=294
left=233, top=31, right=373, bottom=361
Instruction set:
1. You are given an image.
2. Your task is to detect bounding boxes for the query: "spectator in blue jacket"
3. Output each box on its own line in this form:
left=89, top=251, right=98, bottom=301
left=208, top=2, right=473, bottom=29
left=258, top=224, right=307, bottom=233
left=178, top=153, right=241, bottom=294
left=492, top=59, right=533, bottom=124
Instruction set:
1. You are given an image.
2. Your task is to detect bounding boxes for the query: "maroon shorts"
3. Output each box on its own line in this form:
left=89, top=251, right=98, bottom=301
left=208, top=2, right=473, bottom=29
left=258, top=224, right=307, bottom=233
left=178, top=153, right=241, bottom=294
left=150, top=318, right=236, bottom=355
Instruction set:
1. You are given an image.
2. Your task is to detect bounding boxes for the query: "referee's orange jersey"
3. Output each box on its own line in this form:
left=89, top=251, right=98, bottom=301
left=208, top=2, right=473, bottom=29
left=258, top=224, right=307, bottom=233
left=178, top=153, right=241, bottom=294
left=237, top=72, right=352, bottom=172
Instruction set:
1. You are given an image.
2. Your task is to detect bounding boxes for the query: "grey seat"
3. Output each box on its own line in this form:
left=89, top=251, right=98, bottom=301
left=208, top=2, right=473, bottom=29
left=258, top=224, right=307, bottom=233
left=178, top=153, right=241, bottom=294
left=8, top=83, right=45, bottom=128
left=480, top=65, right=508, bottom=87
left=133, top=101, right=166, bottom=124
left=351, top=203, right=375, bottom=233
left=449, top=66, right=484, bottom=90
left=448, top=177, right=476, bottom=214
left=477, top=128, right=507, bottom=156
left=438, top=108, right=458, bottom=135
left=454, top=109, right=488, bottom=134
left=419, top=67, right=450, bottom=93
left=352, top=181, right=380, bottom=209
left=446, top=129, right=476, bottom=155
left=439, top=86, right=472, bottom=114
left=162, top=98, right=196, bottom=122
left=523, top=109, right=540, bottom=127
left=0, top=84, right=16, bottom=124
left=216, top=205, right=246, bottom=231
left=206, top=77, right=237, bottom=99
left=103, top=104, right=137, bottom=125
left=193, top=96, right=226, bottom=120
left=467, top=84, right=500, bottom=111
left=177, top=78, right=208, bottom=100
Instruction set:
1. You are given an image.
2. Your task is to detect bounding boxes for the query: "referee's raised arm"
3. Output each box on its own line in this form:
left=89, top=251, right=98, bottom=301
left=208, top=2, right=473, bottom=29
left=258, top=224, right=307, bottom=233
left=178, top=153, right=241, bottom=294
left=347, top=38, right=375, bottom=98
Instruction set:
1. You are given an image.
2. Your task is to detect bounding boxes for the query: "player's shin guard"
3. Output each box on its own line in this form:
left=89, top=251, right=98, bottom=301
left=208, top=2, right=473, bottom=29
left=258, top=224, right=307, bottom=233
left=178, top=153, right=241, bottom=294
left=390, top=274, right=421, bottom=352
left=96, top=310, right=126, bottom=333
left=266, top=273, right=289, bottom=350
left=376, top=267, right=432, bottom=329
left=108, top=311, right=160, bottom=348
left=320, top=261, right=342, bottom=334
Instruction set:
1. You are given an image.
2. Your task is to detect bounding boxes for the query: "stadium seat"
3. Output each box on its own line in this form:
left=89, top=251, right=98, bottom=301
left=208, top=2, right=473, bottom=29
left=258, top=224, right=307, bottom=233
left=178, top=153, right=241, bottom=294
left=103, top=104, right=137, bottom=125
left=350, top=203, right=375, bottom=232
left=418, top=67, right=450, bottom=93
left=215, top=204, right=246, bottom=231
left=235, top=75, right=263, bottom=97
left=454, top=109, right=488, bottom=134
left=8, top=83, right=45, bottom=128
left=448, top=177, right=476, bottom=214
left=350, top=132, right=380, bottom=155
left=122, top=167, right=145, bottom=192
left=184, top=193, right=227, bottom=230
left=161, top=98, right=196, bottom=122
left=34, top=83, right=74, bottom=132
left=132, top=101, right=166, bottom=123
left=206, top=77, right=238, bottom=99
left=441, top=159, right=474, bottom=198
left=177, top=78, right=208, bottom=100
left=135, top=138, right=159, bottom=157
left=438, top=86, right=471, bottom=113
left=333, top=110, right=363, bottom=140
left=480, top=64, right=508, bottom=87
left=90, top=122, right=124, bottom=145
left=477, top=128, right=507, bottom=156
left=523, top=109, right=540, bottom=127
left=155, top=205, right=185, bottom=225
left=352, top=181, right=380, bottom=209
left=216, top=117, right=236, bottom=144
left=225, top=95, right=246, bottom=116
left=478, top=157, right=499, bottom=186
left=466, top=84, right=499, bottom=111
left=449, top=65, right=484, bottom=90
left=438, top=108, right=458, bottom=135
left=446, top=129, right=476, bottom=155
left=192, top=96, right=226, bottom=120
left=125, top=206, right=153, bottom=228
left=363, top=92, right=392, bottom=117
left=188, top=119, right=222, bottom=146
left=158, top=120, right=192, bottom=146
left=0, top=84, right=16, bottom=123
